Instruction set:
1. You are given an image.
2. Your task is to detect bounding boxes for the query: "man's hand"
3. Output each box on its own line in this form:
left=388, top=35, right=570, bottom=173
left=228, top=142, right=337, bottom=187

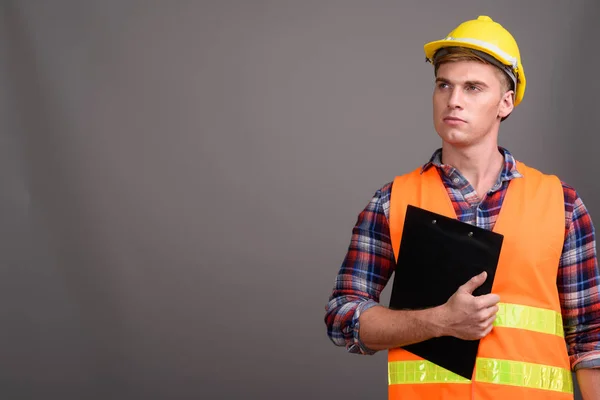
left=441, top=271, right=500, bottom=340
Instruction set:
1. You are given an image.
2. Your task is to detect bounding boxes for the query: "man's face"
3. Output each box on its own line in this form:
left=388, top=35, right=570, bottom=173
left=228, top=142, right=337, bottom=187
left=432, top=60, right=513, bottom=148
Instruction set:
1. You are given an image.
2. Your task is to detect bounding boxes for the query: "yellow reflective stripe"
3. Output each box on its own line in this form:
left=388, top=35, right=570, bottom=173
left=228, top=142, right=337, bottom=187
left=389, top=359, right=573, bottom=394
left=388, top=360, right=470, bottom=385
left=493, top=303, right=564, bottom=337
left=476, top=358, right=573, bottom=394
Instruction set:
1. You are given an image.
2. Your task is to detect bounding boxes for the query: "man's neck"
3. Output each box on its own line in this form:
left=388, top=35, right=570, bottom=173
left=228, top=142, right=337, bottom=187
left=440, top=141, right=505, bottom=197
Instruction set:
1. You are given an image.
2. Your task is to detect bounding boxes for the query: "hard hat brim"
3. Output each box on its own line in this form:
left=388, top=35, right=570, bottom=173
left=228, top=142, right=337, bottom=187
left=425, top=39, right=514, bottom=68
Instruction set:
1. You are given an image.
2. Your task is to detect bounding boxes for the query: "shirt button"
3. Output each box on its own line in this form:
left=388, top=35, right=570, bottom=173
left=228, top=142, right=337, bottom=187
left=452, top=178, right=460, bottom=184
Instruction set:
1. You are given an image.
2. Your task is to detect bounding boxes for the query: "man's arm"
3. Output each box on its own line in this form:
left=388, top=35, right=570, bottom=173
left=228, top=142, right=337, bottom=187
left=323, top=184, right=395, bottom=355
left=576, top=368, right=600, bottom=400
left=558, top=184, right=600, bottom=396
left=360, top=271, right=500, bottom=350
left=358, top=305, right=445, bottom=351
left=324, top=184, right=500, bottom=354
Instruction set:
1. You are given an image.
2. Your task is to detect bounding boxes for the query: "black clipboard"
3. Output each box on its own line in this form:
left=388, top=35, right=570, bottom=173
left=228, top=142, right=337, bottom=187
left=388, top=205, right=504, bottom=380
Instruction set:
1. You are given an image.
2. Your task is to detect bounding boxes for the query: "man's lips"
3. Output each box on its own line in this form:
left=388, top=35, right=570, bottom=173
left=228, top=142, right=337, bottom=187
left=444, top=116, right=466, bottom=123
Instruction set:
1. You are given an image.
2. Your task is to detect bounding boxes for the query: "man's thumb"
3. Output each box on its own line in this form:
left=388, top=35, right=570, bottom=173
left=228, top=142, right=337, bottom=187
left=461, top=271, right=487, bottom=294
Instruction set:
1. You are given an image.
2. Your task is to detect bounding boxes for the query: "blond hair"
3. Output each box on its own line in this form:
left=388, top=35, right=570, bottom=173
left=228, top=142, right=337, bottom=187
left=433, top=47, right=513, bottom=93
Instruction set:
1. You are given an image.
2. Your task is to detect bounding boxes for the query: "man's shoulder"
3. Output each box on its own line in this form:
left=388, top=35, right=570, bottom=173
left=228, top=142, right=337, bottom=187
left=515, top=160, right=578, bottom=204
left=374, top=181, right=393, bottom=204
left=377, top=166, right=425, bottom=197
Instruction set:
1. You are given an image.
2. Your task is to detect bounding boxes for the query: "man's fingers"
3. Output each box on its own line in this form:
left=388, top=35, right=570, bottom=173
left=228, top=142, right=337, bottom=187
left=483, top=311, right=498, bottom=327
left=476, top=293, right=501, bottom=308
left=460, top=271, right=487, bottom=294
left=477, top=305, right=499, bottom=322
left=481, top=319, right=496, bottom=337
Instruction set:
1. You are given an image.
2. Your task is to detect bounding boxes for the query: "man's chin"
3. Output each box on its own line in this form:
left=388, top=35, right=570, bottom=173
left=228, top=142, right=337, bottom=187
left=436, top=129, right=470, bottom=145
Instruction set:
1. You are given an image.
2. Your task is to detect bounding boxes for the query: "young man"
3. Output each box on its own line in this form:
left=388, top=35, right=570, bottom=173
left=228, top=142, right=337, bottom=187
left=324, top=16, right=600, bottom=399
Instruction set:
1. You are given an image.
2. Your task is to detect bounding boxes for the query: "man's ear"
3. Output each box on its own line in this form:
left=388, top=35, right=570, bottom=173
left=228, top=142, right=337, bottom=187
left=498, top=90, right=515, bottom=119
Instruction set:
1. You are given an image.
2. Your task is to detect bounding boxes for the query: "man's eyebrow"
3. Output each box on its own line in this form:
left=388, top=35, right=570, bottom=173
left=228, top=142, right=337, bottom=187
left=465, top=80, right=489, bottom=88
left=435, top=77, right=490, bottom=88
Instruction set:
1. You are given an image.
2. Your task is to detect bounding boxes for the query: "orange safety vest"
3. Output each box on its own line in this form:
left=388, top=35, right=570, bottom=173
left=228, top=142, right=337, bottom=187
left=387, top=161, right=573, bottom=399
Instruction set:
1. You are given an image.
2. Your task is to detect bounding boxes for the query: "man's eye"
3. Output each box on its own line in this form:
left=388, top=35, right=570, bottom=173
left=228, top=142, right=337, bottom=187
left=438, top=83, right=449, bottom=89
left=467, top=85, right=479, bottom=91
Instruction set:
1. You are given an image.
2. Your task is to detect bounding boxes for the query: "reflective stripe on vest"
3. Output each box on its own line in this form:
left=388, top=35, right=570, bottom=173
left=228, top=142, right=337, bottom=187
left=388, top=358, right=573, bottom=394
left=494, top=302, right=564, bottom=337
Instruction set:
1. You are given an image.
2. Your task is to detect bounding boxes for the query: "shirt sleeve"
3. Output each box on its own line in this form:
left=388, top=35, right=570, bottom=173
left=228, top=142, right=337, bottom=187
left=324, top=183, right=395, bottom=355
left=558, top=183, right=600, bottom=370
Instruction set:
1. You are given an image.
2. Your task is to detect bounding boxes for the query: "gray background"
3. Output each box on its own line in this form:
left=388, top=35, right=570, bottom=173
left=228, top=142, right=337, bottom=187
left=1, top=1, right=597, bottom=399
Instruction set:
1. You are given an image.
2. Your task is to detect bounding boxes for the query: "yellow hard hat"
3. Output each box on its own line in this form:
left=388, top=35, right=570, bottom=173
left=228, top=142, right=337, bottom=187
left=424, top=15, right=526, bottom=107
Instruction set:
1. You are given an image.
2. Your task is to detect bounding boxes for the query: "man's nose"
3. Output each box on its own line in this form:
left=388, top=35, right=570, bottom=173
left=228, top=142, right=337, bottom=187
left=448, top=88, right=463, bottom=109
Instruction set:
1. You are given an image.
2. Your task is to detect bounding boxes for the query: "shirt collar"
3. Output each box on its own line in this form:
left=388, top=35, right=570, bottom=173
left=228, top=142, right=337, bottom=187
left=420, top=146, right=523, bottom=182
